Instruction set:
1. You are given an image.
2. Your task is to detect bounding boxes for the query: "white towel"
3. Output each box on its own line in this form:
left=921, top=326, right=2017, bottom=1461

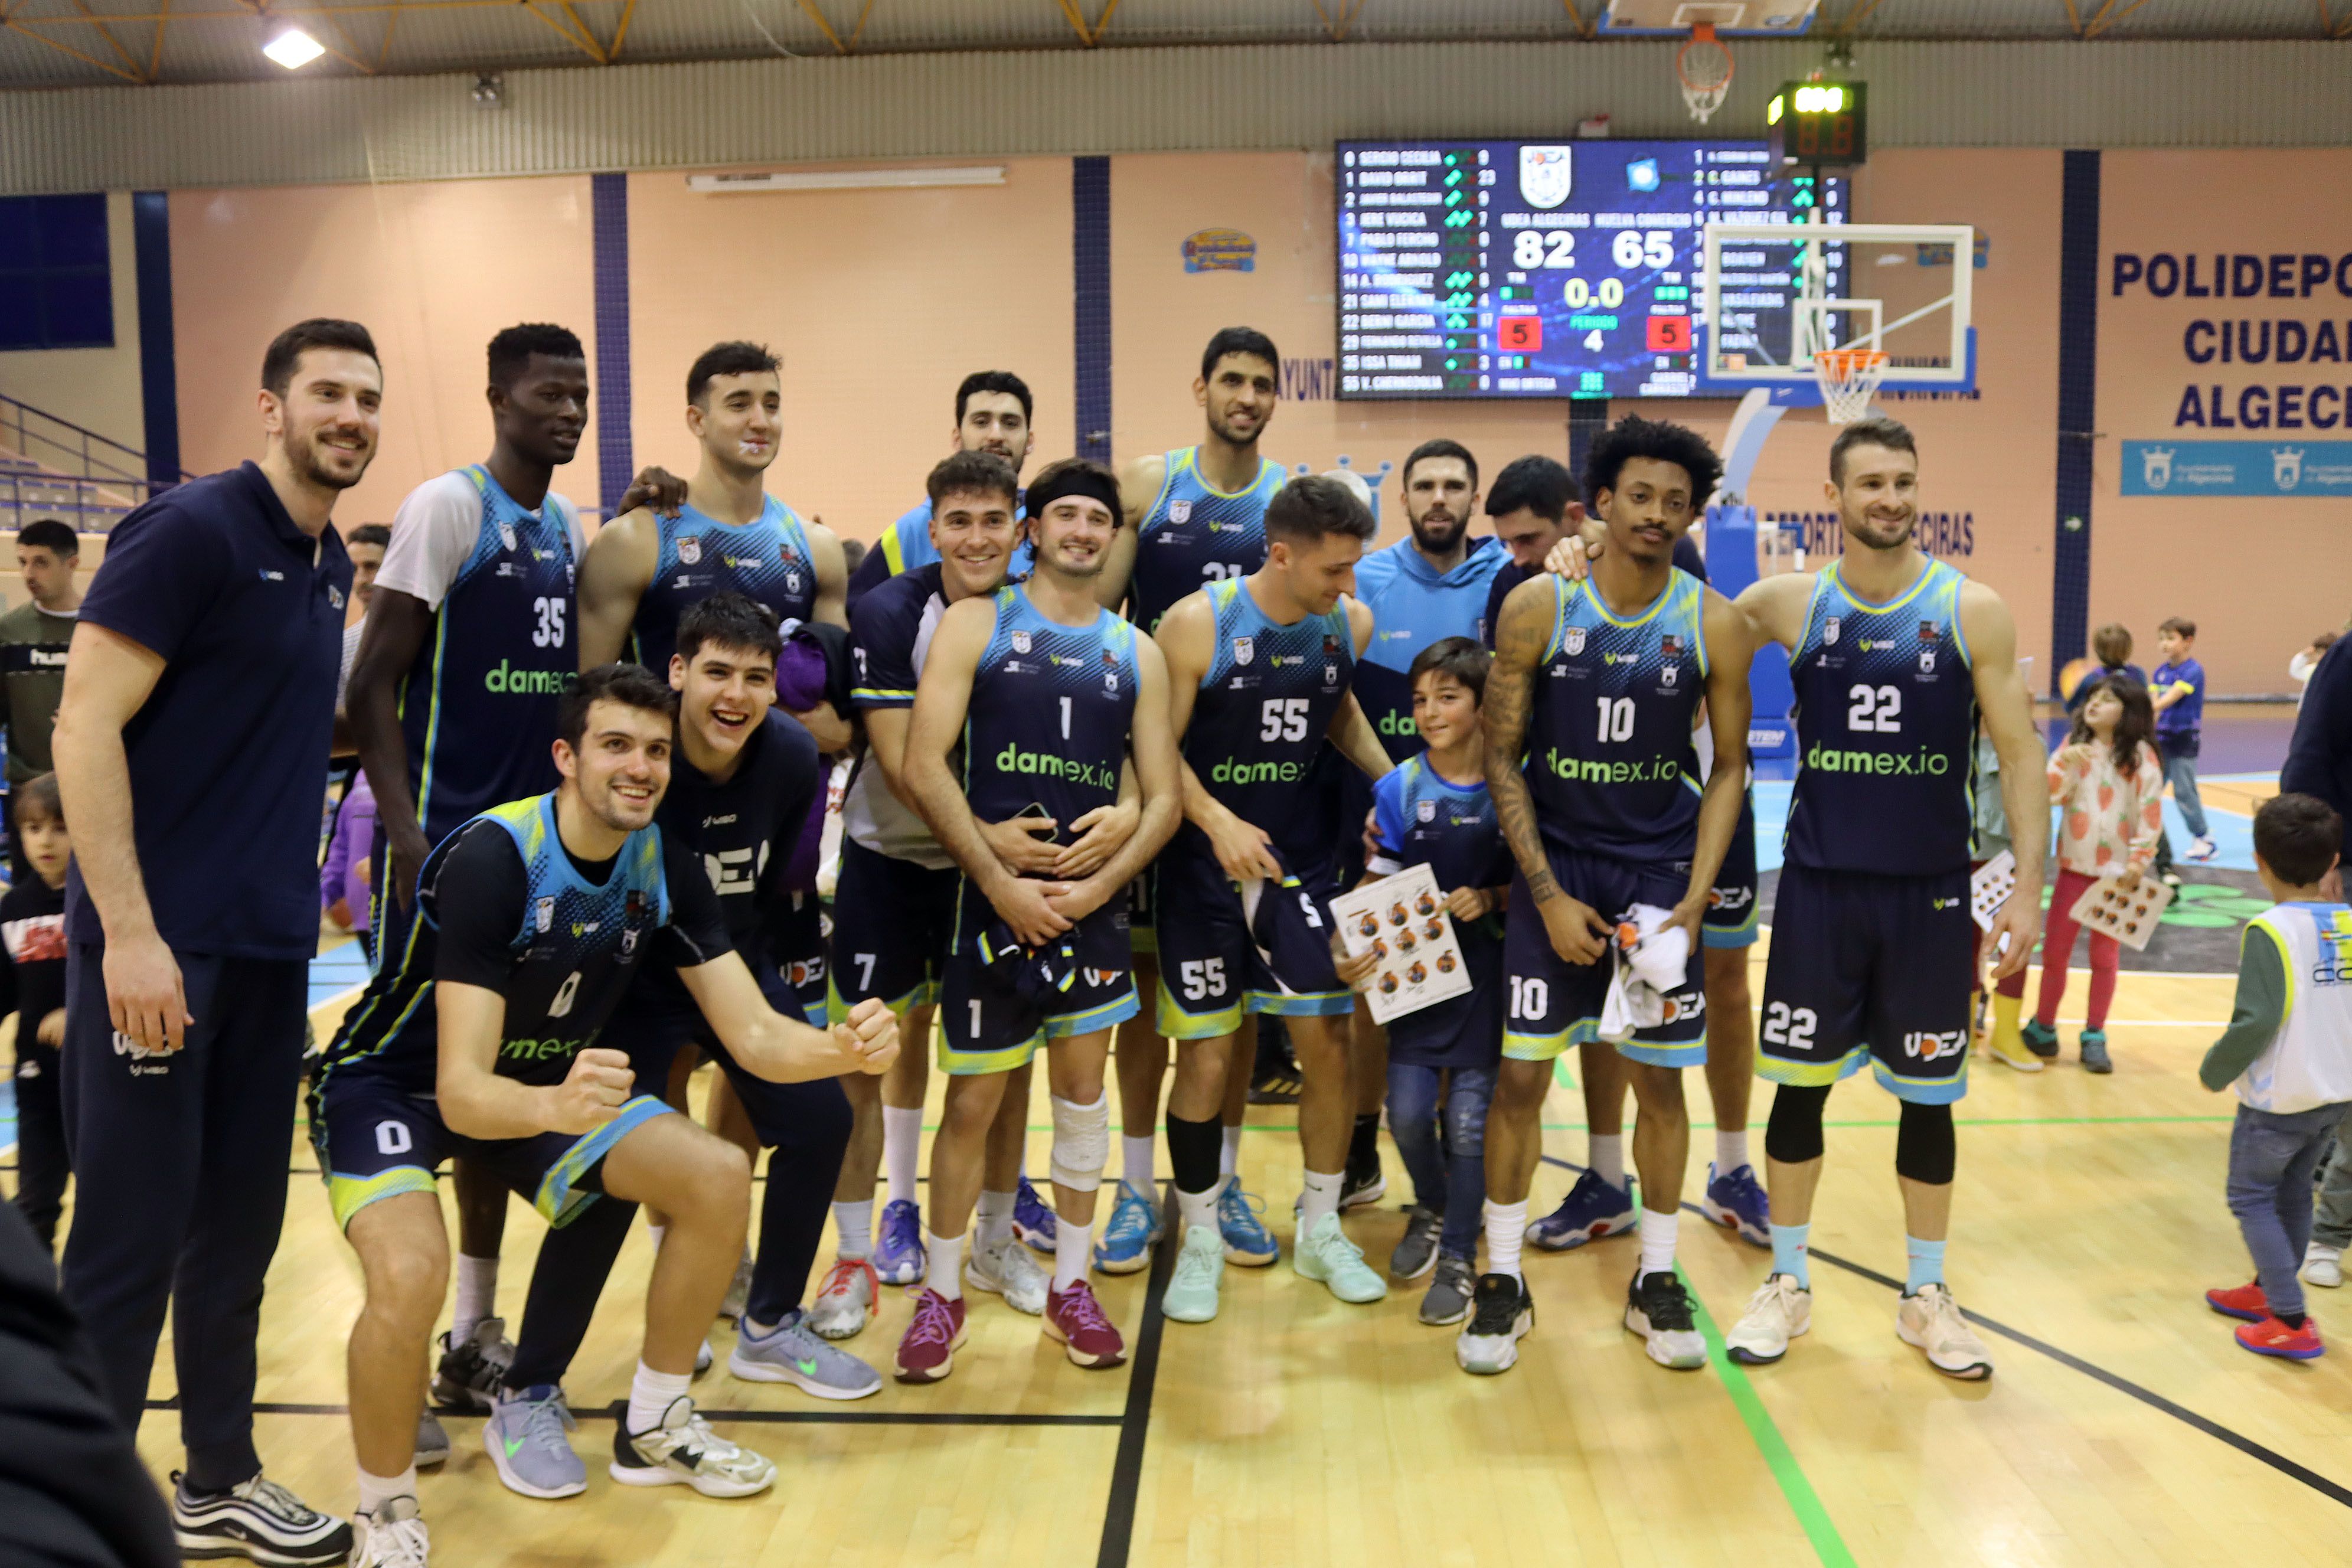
left=1598, top=904, right=1689, bottom=1042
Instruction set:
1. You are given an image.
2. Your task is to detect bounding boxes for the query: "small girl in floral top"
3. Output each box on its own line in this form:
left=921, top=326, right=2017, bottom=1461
left=1990, top=675, right=2164, bottom=1076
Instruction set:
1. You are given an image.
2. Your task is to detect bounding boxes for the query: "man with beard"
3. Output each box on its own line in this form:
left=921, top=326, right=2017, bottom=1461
left=846, top=370, right=1038, bottom=612
left=337, top=322, right=593, bottom=1438
left=51, top=318, right=377, bottom=1564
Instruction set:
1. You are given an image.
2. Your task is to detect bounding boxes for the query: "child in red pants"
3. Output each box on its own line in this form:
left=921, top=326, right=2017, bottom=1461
left=1990, top=675, right=2162, bottom=1075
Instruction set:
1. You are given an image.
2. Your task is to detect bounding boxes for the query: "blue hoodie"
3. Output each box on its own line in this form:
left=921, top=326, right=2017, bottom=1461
left=1353, top=534, right=1506, bottom=762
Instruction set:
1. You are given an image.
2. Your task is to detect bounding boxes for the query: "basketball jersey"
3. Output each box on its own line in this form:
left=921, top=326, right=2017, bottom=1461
left=397, top=465, right=580, bottom=845
left=1784, top=558, right=1976, bottom=876
left=631, top=496, right=819, bottom=675
left=840, top=562, right=956, bottom=870
left=1130, top=447, right=1287, bottom=634
left=1181, top=578, right=1356, bottom=861
left=319, top=794, right=672, bottom=1094
left=962, top=585, right=1141, bottom=832
left=1521, top=570, right=1708, bottom=863
left=2234, top=903, right=2352, bottom=1113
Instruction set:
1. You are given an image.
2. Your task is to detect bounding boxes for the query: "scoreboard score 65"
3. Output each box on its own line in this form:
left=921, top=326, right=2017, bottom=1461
left=1337, top=139, right=1845, bottom=401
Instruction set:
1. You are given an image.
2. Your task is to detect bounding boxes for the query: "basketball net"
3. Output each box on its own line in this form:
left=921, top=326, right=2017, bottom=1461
left=1812, top=348, right=1889, bottom=425
left=1677, top=23, right=1733, bottom=123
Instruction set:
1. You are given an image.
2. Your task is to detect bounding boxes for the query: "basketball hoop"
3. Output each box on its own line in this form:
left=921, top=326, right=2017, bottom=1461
left=1812, top=347, right=1889, bottom=425
left=1677, top=23, right=1734, bottom=123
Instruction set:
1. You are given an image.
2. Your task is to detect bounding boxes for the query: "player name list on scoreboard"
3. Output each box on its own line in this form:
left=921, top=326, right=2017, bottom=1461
left=1337, top=141, right=1843, bottom=402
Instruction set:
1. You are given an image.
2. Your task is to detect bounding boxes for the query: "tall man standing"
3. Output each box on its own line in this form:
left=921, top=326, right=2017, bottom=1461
left=1, top=517, right=84, bottom=878
left=53, top=318, right=378, bottom=1564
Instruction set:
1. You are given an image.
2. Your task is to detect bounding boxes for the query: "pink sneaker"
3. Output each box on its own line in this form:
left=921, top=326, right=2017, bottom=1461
left=1044, top=1280, right=1127, bottom=1369
left=893, top=1289, right=966, bottom=1384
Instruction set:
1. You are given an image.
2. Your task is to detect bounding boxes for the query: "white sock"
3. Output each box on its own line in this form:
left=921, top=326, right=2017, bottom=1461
left=626, top=1361, right=692, bottom=1436
left=883, top=1106, right=923, bottom=1209
left=1053, top=1216, right=1092, bottom=1292
left=832, top=1200, right=874, bottom=1261
left=1299, top=1168, right=1344, bottom=1230
left=451, top=1254, right=497, bottom=1345
left=645, top=1222, right=667, bottom=1254
left=1638, top=1207, right=1679, bottom=1279
left=925, top=1229, right=965, bottom=1301
left=1175, top=1177, right=1221, bottom=1235
left=1485, top=1198, right=1528, bottom=1281
left=1588, top=1133, right=1626, bottom=1190
left=1122, top=1134, right=1157, bottom=1193
left=1715, top=1128, right=1750, bottom=1175
left=1220, top=1125, right=1242, bottom=1178
left=355, top=1465, right=416, bottom=1517
left=976, top=1190, right=1015, bottom=1254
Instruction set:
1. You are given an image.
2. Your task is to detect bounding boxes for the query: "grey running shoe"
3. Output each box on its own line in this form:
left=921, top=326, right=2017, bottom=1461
left=720, top=1251, right=754, bottom=1322
left=1419, top=1253, right=1475, bottom=1327
left=965, top=1233, right=1048, bottom=1316
left=414, top=1410, right=450, bottom=1469
left=610, top=1397, right=775, bottom=1498
left=485, top=1384, right=586, bottom=1500
left=728, top=1309, right=884, bottom=1399
left=1390, top=1206, right=1442, bottom=1282
left=430, top=1317, right=513, bottom=1412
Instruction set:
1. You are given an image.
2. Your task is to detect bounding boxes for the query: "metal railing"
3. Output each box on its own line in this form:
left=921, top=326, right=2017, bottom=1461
left=0, top=391, right=190, bottom=533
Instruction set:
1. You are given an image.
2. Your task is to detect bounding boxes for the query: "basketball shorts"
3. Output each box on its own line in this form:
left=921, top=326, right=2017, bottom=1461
left=828, top=838, right=959, bottom=1021
left=602, top=964, right=854, bottom=1155
left=1704, top=789, right=1760, bottom=949
left=1125, top=865, right=1157, bottom=956
left=773, top=888, right=830, bottom=1027
left=1153, top=842, right=1352, bottom=1040
left=1502, top=844, right=1706, bottom=1069
left=1758, top=863, right=1974, bottom=1104
left=310, top=1064, right=671, bottom=1231
left=937, top=901, right=1138, bottom=1075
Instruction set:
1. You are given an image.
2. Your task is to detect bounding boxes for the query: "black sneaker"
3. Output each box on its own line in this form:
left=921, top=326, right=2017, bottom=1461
left=1339, top=1160, right=1387, bottom=1212
left=1455, top=1272, right=1534, bottom=1374
left=432, top=1316, right=513, bottom=1411
left=1420, top=1253, right=1476, bottom=1326
left=1624, top=1270, right=1707, bottom=1369
left=172, top=1472, right=352, bottom=1566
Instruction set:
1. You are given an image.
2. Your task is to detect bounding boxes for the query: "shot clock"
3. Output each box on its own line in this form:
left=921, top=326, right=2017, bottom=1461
left=1768, top=80, right=1868, bottom=168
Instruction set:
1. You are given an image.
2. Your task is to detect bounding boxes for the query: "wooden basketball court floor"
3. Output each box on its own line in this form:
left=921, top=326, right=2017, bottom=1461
left=69, top=930, right=2346, bottom=1568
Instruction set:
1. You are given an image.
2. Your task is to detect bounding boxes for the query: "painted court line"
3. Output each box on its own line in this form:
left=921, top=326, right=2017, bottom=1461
left=145, top=1399, right=1119, bottom=1427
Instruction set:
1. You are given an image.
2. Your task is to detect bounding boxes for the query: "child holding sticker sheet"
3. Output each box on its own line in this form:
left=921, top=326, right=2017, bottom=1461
left=1338, top=639, right=1511, bottom=1327
left=1990, top=675, right=2164, bottom=1076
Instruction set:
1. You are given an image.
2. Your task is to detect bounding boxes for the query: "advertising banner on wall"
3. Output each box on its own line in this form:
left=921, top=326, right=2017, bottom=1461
left=2121, top=439, right=2352, bottom=497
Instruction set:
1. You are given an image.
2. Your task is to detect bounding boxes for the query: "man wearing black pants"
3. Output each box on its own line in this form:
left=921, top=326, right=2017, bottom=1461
left=50, top=318, right=378, bottom=1565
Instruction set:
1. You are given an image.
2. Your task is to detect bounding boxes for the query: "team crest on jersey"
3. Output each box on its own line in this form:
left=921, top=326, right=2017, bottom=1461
left=621, top=927, right=639, bottom=955
left=1105, top=671, right=1119, bottom=692
left=1169, top=499, right=1193, bottom=525
left=786, top=571, right=802, bottom=593
left=1417, top=798, right=1438, bottom=822
left=1661, top=663, right=1678, bottom=687
left=1660, top=634, right=1681, bottom=658
left=1823, top=616, right=1841, bottom=645
left=534, top=896, right=554, bottom=933
left=1918, top=649, right=1937, bottom=674
left=328, top=584, right=344, bottom=610
left=1917, top=619, right=1940, bottom=643
left=1563, top=626, right=1587, bottom=656
left=1011, top=629, right=1033, bottom=654
left=498, top=521, right=518, bottom=554
left=1324, top=663, right=1339, bottom=686
left=1324, top=633, right=1341, bottom=654
left=1233, top=637, right=1254, bottom=666
left=680, top=537, right=702, bottom=565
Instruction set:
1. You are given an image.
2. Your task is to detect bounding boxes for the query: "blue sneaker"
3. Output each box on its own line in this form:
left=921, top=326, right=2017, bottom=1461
left=1217, top=1180, right=1280, bottom=1266
left=872, top=1198, right=926, bottom=1286
left=485, top=1384, right=586, bottom=1500
left=1092, top=1180, right=1162, bottom=1275
left=1526, top=1168, right=1636, bottom=1252
left=1700, top=1162, right=1770, bottom=1247
left=1012, top=1173, right=1059, bottom=1254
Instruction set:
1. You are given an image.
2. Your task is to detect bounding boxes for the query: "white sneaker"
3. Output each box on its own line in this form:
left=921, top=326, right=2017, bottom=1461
left=1623, top=1270, right=1707, bottom=1371
left=965, top=1233, right=1048, bottom=1316
left=2186, top=837, right=2217, bottom=863
left=610, top=1397, right=776, bottom=1497
left=808, top=1255, right=879, bottom=1339
left=2302, top=1243, right=2344, bottom=1289
left=351, top=1495, right=430, bottom=1568
left=1456, top=1273, right=1534, bottom=1375
left=1896, top=1282, right=1994, bottom=1380
left=1725, top=1273, right=1811, bottom=1366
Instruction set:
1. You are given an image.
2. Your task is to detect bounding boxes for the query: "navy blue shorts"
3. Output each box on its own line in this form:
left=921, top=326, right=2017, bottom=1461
left=1502, top=844, right=1706, bottom=1069
left=1758, top=863, right=1973, bottom=1103
left=1125, top=865, right=1157, bottom=956
left=1152, top=841, right=1351, bottom=1040
left=828, top=838, right=958, bottom=1021
left=1704, top=789, right=1760, bottom=949
left=937, top=901, right=1137, bottom=1074
left=772, top=889, right=829, bottom=1027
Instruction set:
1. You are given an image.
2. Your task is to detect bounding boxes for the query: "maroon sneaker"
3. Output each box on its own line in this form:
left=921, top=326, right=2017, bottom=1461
left=2204, top=1280, right=2269, bottom=1322
left=893, top=1289, right=967, bottom=1384
left=1044, top=1280, right=1126, bottom=1369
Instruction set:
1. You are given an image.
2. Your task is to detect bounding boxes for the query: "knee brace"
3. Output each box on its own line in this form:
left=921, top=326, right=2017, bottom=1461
left=1894, top=1100, right=1956, bottom=1186
left=1050, top=1090, right=1111, bottom=1193
left=1764, top=1083, right=1830, bottom=1167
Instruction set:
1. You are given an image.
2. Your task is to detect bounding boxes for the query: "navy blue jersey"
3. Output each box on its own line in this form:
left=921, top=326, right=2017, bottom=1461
left=1367, top=755, right=1507, bottom=1067
left=645, top=708, right=822, bottom=972
left=1181, top=578, right=1355, bottom=861
left=1785, top=558, right=1977, bottom=876
left=397, top=466, right=580, bottom=845
left=1130, top=447, right=1286, bottom=634
left=840, top=561, right=956, bottom=869
left=962, top=584, right=1140, bottom=832
left=1518, top=569, right=1708, bottom=863
left=632, top=496, right=820, bottom=676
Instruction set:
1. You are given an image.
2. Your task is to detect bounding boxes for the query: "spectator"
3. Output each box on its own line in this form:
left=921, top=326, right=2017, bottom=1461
left=2291, top=630, right=2339, bottom=711
left=2, top=773, right=70, bottom=1252
left=0, top=518, right=82, bottom=879
left=2063, top=622, right=2147, bottom=716
left=2152, top=616, right=2214, bottom=864
left=319, top=771, right=375, bottom=961
left=336, top=522, right=390, bottom=712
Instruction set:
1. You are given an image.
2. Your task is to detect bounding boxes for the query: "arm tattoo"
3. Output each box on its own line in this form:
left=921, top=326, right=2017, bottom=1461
left=1484, top=589, right=1560, bottom=904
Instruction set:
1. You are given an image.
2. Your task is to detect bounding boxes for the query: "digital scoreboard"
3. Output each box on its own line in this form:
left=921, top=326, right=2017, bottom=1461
left=1336, top=139, right=1847, bottom=400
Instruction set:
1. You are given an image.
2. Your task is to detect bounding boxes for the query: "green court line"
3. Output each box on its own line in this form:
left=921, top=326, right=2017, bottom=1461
left=1678, top=1263, right=1858, bottom=1568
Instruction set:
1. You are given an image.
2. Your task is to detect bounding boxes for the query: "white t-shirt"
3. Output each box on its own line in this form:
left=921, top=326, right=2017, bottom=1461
left=337, top=616, right=364, bottom=707
left=375, top=469, right=586, bottom=611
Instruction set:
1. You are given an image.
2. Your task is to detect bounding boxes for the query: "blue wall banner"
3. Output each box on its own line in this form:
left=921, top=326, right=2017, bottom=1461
left=2121, top=439, right=2352, bottom=496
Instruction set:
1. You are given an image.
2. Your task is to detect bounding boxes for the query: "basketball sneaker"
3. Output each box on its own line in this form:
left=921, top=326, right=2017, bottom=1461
left=2187, top=837, right=2217, bottom=863
left=171, top=1471, right=352, bottom=1566
left=892, top=1289, right=967, bottom=1384
left=2204, top=1280, right=2270, bottom=1321
left=1625, top=1270, right=1708, bottom=1370
left=1420, top=1254, right=1475, bottom=1327
left=2304, top=1244, right=2345, bottom=1289
left=610, top=1397, right=775, bottom=1497
left=2079, top=1029, right=2112, bottom=1074
left=871, top=1199, right=926, bottom=1286
left=485, top=1384, right=586, bottom=1500
left=414, top=1411, right=449, bottom=1469
left=1293, top=1212, right=1388, bottom=1304
left=1725, top=1273, right=1811, bottom=1366
left=1896, top=1282, right=1994, bottom=1380
left=1012, top=1173, right=1060, bottom=1253
left=730, top=1309, right=884, bottom=1398
left=808, top=1256, right=879, bottom=1340
left=2236, top=1315, right=2324, bottom=1360
left=349, top=1495, right=428, bottom=1568
left=1456, top=1274, right=1534, bottom=1374
left=1161, top=1224, right=1224, bottom=1324
left=430, top=1317, right=513, bottom=1411
left=1044, top=1279, right=1128, bottom=1368
left=966, top=1231, right=1049, bottom=1316
left=719, top=1250, right=753, bottom=1322
left=1092, top=1179, right=1162, bottom=1275
left=1389, top=1206, right=1442, bottom=1282
left=1527, top=1168, right=1635, bottom=1252
left=1340, top=1160, right=1387, bottom=1212
left=1218, top=1180, right=1280, bottom=1266
left=1700, top=1162, right=1770, bottom=1246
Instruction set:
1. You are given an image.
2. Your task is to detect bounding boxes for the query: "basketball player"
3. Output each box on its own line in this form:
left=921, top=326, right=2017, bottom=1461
left=339, top=322, right=591, bottom=1429
left=312, top=665, right=899, bottom=1564
left=1456, top=417, right=1750, bottom=1377
left=1094, top=326, right=1292, bottom=1276
left=845, top=370, right=1037, bottom=610
left=1148, top=476, right=1393, bottom=1321
left=891, top=459, right=1181, bottom=1380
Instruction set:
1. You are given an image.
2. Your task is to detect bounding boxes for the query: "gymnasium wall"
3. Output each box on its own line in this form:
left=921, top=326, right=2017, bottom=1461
left=0, top=190, right=146, bottom=451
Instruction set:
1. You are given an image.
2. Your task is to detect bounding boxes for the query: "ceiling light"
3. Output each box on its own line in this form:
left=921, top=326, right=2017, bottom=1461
left=686, top=166, right=1008, bottom=194
left=264, top=27, right=325, bottom=68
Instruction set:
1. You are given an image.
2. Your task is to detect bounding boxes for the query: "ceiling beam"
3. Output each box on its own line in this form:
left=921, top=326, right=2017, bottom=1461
left=1052, top=0, right=1118, bottom=47
left=1560, top=0, right=1596, bottom=39
left=1309, top=0, right=1366, bottom=41
left=795, top=0, right=876, bottom=53
left=148, top=0, right=169, bottom=76
left=517, top=0, right=605, bottom=62
left=64, top=0, right=153, bottom=81
left=2062, top=0, right=2084, bottom=35
left=2322, top=0, right=2352, bottom=37
left=374, top=0, right=395, bottom=67
left=607, top=0, right=633, bottom=59
left=554, top=0, right=607, bottom=60
left=1832, top=0, right=1886, bottom=35
left=2076, top=0, right=2152, bottom=37
left=1, top=11, right=145, bottom=76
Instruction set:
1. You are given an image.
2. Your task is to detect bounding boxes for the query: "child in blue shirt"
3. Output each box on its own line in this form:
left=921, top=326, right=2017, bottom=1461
left=1343, top=638, right=1511, bottom=1328
left=2153, top=615, right=2214, bottom=863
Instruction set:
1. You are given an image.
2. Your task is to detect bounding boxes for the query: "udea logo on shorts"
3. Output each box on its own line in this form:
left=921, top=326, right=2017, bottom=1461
left=112, top=1031, right=170, bottom=1074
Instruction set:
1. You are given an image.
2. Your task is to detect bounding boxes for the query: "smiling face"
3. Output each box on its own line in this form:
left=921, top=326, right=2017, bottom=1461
left=1268, top=528, right=1364, bottom=617
left=1595, top=456, right=1696, bottom=567
left=672, top=639, right=778, bottom=762
left=956, top=390, right=1031, bottom=471
left=494, top=351, right=589, bottom=469
left=930, top=485, right=1020, bottom=600
left=1828, top=440, right=1919, bottom=553
left=264, top=347, right=383, bottom=492
left=690, top=368, right=782, bottom=477
left=1197, top=351, right=1278, bottom=449
left=1410, top=670, right=1479, bottom=753
left=1403, top=456, right=1478, bottom=557
left=1028, top=494, right=1117, bottom=582
left=556, top=698, right=672, bottom=833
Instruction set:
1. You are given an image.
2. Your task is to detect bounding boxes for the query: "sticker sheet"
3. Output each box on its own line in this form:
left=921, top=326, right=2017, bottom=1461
left=2066, top=873, right=2173, bottom=953
left=1328, top=863, right=1473, bottom=1025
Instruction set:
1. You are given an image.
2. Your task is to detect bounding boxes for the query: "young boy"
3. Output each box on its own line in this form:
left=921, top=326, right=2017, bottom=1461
left=1344, top=638, right=1510, bottom=1327
left=2153, top=616, right=2214, bottom=864
left=2200, top=792, right=2351, bottom=1360
left=3, top=773, right=71, bottom=1251
left=2066, top=622, right=2147, bottom=716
